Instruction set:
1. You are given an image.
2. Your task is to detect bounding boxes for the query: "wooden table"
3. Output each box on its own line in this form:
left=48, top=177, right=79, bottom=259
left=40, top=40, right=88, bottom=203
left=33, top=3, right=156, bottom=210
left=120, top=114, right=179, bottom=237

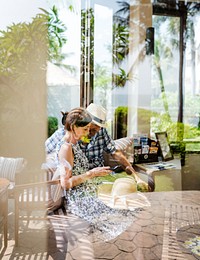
left=134, top=158, right=182, bottom=191
left=0, top=178, right=10, bottom=248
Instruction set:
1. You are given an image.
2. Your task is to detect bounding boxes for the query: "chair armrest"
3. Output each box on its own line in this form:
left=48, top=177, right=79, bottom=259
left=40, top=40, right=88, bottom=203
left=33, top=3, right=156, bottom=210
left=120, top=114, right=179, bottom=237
left=14, top=179, right=64, bottom=213
left=15, top=179, right=60, bottom=190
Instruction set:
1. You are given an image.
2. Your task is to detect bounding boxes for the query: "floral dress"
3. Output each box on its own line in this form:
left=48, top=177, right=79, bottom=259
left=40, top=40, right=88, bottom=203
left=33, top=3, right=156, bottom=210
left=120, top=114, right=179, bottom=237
left=57, top=141, right=140, bottom=241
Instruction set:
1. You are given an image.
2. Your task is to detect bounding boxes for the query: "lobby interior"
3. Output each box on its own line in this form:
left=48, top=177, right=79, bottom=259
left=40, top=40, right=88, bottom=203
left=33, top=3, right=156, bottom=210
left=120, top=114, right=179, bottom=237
left=0, top=0, right=200, bottom=259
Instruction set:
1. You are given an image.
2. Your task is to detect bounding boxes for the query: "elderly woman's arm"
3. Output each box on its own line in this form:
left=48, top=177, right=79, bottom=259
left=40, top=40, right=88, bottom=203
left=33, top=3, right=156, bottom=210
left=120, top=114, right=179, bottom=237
left=58, top=142, right=111, bottom=189
left=61, top=166, right=111, bottom=189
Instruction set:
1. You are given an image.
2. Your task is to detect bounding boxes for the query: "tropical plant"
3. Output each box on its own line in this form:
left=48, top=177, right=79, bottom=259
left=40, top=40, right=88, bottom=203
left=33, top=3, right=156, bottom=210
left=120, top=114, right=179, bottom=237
left=81, top=3, right=134, bottom=90
left=40, top=6, right=67, bottom=65
left=0, top=5, right=67, bottom=82
left=0, top=5, right=68, bottom=120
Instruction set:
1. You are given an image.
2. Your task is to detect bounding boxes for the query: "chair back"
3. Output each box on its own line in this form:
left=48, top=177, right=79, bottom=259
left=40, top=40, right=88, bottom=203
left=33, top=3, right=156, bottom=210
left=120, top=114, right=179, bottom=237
left=14, top=179, right=65, bottom=246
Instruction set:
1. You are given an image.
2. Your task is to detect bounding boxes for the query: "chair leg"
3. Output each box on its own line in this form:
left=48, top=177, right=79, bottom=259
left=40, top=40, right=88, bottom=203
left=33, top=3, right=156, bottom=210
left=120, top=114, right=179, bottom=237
left=148, top=175, right=155, bottom=192
left=61, top=205, right=67, bottom=215
left=15, top=200, right=19, bottom=247
left=53, top=209, right=59, bottom=215
left=52, top=197, right=67, bottom=215
left=61, top=197, right=67, bottom=215
left=3, top=198, right=8, bottom=248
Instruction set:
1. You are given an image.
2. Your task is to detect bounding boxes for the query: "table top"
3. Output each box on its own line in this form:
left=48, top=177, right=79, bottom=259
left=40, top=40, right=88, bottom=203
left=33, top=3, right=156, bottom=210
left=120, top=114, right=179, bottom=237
left=135, top=158, right=181, bottom=172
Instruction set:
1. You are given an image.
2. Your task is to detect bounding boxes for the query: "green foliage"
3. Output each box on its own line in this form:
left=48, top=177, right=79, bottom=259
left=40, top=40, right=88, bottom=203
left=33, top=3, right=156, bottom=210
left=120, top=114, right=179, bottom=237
left=94, top=64, right=112, bottom=108
left=0, top=5, right=67, bottom=82
left=0, top=15, right=48, bottom=81
left=48, top=116, right=58, bottom=137
left=112, top=68, right=133, bottom=88
left=81, top=5, right=132, bottom=89
left=112, top=23, right=129, bottom=65
left=138, top=108, right=153, bottom=130
left=151, top=92, right=200, bottom=138
left=43, top=6, right=67, bottom=63
left=151, top=113, right=200, bottom=142
left=114, top=106, right=128, bottom=138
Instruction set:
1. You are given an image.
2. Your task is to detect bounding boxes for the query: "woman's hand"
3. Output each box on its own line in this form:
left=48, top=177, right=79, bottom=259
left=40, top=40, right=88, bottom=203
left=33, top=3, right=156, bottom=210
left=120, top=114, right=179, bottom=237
left=60, top=167, right=112, bottom=189
left=87, top=166, right=112, bottom=178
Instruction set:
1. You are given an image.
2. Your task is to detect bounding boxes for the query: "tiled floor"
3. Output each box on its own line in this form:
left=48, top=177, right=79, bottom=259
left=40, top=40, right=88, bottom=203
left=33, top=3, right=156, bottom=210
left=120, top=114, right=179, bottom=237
left=1, top=154, right=200, bottom=259
left=1, top=191, right=200, bottom=259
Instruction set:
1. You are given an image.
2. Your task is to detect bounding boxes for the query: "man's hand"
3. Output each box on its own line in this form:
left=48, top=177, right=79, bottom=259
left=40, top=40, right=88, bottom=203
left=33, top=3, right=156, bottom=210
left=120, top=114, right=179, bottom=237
left=125, top=166, right=149, bottom=192
left=136, top=180, right=149, bottom=192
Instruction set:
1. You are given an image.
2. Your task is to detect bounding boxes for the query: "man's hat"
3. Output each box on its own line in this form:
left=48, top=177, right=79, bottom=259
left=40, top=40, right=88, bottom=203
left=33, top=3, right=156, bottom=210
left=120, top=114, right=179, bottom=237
left=86, top=103, right=106, bottom=127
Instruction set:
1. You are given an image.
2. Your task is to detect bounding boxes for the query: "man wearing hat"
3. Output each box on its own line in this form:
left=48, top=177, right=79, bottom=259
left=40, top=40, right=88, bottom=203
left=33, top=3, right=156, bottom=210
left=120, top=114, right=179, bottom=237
left=46, top=103, right=129, bottom=169
left=82, top=103, right=146, bottom=184
left=82, top=103, right=129, bottom=168
left=45, top=103, right=152, bottom=189
left=45, top=103, right=149, bottom=188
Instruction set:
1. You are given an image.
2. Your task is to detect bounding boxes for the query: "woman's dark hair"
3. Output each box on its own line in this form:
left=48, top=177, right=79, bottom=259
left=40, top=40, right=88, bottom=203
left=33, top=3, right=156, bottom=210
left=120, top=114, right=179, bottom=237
left=61, top=111, right=67, bottom=126
left=64, top=107, right=92, bottom=131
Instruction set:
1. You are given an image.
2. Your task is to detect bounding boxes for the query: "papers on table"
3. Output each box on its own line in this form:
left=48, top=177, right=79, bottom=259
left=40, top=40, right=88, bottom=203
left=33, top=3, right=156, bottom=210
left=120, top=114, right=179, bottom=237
left=138, top=162, right=176, bottom=171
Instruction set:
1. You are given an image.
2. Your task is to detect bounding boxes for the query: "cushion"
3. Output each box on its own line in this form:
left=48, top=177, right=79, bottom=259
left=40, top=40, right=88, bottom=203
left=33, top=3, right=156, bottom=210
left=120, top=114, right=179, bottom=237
left=115, top=137, right=133, bottom=160
left=0, top=157, right=26, bottom=182
left=114, top=137, right=133, bottom=151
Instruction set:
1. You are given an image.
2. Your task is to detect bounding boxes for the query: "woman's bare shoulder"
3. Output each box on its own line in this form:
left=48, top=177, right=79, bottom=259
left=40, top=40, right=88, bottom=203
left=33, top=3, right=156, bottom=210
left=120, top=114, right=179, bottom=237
left=61, top=141, right=72, bottom=151
left=59, top=141, right=74, bottom=162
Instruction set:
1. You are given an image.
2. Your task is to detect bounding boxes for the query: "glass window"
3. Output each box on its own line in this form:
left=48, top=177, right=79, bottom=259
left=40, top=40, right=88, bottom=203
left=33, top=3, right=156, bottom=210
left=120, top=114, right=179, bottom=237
left=151, top=15, right=180, bottom=139
left=80, top=0, right=200, bottom=150
left=47, top=0, right=81, bottom=127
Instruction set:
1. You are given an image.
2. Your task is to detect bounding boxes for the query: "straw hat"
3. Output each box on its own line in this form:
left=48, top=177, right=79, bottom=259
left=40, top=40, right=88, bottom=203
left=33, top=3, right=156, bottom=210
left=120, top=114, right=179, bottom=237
left=111, top=177, right=137, bottom=196
left=86, top=103, right=106, bottom=127
left=98, top=177, right=151, bottom=210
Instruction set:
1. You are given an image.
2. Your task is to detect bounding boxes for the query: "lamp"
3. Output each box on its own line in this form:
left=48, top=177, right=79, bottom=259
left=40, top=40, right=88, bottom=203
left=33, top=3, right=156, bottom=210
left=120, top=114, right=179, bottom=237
left=146, top=27, right=154, bottom=55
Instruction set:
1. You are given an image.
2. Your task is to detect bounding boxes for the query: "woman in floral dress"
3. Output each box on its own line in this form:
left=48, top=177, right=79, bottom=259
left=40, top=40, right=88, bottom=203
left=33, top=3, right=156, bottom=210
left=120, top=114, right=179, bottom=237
left=54, top=107, right=140, bottom=240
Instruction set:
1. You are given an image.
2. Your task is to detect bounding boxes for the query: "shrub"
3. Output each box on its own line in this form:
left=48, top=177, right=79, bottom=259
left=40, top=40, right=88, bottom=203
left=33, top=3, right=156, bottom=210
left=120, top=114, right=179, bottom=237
left=48, top=116, right=58, bottom=137
left=114, top=106, right=128, bottom=138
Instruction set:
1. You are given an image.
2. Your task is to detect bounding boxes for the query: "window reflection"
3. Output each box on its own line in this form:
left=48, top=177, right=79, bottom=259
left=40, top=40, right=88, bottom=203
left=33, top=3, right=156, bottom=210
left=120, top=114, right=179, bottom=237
left=81, top=0, right=200, bottom=147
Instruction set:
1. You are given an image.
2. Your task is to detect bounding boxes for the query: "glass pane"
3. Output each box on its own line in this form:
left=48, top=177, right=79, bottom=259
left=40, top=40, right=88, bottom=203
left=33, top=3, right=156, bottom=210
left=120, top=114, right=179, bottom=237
left=81, top=0, right=200, bottom=148
left=0, top=0, right=50, bottom=167
left=91, top=0, right=156, bottom=140
left=184, top=11, right=200, bottom=143
left=92, top=0, right=145, bottom=138
left=151, top=15, right=180, bottom=141
left=93, top=3, right=113, bottom=134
